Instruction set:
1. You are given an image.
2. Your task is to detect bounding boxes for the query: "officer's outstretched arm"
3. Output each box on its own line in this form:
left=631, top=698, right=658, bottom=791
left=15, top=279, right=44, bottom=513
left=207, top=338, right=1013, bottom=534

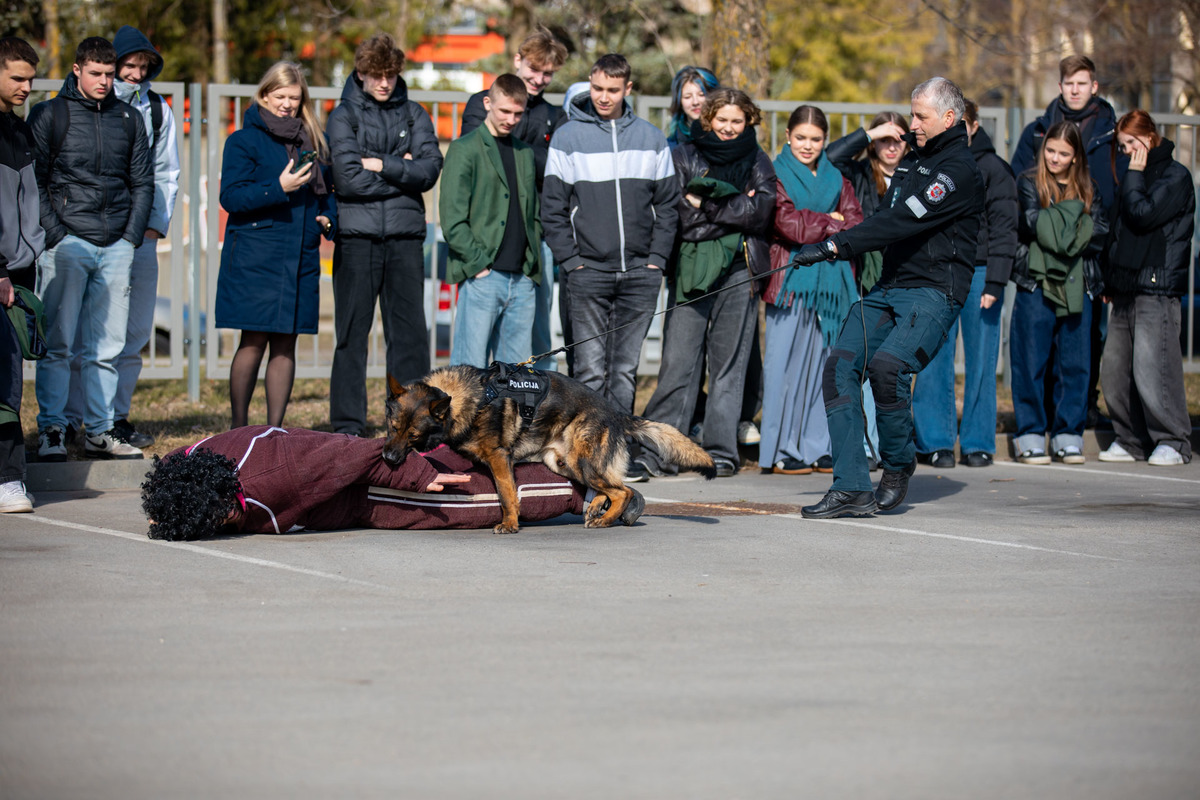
left=833, top=171, right=978, bottom=260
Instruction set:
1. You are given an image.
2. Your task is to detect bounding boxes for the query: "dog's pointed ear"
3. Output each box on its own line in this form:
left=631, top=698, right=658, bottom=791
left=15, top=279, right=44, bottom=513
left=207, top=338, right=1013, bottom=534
left=430, top=394, right=451, bottom=423
left=387, top=373, right=405, bottom=398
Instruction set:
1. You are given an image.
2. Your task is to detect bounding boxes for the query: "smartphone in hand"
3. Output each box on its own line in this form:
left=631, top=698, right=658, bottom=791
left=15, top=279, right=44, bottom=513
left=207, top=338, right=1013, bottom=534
left=292, top=150, right=317, bottom=172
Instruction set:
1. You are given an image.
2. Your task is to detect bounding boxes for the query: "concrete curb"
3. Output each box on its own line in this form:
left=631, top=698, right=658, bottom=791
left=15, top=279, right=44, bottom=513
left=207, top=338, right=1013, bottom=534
left=25, top=429, right=1200, bottom=493
left=27, top=459, right=154, bottom=492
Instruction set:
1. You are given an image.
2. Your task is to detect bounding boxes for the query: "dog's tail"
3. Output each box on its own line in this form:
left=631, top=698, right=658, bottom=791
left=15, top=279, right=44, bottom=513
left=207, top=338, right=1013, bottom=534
left=630, top=419, right=717, bottom=479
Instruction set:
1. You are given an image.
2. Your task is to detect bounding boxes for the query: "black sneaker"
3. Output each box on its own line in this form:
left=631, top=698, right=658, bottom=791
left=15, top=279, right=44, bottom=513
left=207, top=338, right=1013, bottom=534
left=814, top=455, right=834, bottom=473
left=38, top=426, right=68, bottom=463
left=712, top=457, right=738, bottom=477
left=772, top=457, right=812, bottom=475
left=621, top=489, right=645, bottom=526
left=625, top=462, right=649, bottom=483
left=962, top=451, right=993, bottom=468
left=928, top=449, right=956, bottom=468
left=114, top=418, right=154, bottom=449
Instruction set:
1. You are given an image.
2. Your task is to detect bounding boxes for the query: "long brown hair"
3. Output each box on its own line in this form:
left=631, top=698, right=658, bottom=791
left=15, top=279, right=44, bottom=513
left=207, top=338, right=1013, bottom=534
left=1034, top=121, right=1092, bottom=209
left=255, top=61, right=328, bottom=161
left=864, top=111, right=908, bottom=198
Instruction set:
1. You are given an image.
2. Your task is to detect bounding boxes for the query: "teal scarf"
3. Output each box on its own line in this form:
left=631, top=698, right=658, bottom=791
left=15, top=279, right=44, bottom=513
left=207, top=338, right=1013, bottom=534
left=773, top=147, right=856, bottom=346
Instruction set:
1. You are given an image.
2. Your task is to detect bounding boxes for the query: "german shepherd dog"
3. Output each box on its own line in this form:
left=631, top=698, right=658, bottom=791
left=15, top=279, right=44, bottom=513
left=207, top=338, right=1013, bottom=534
left=383, top=364, right=716, bottom=533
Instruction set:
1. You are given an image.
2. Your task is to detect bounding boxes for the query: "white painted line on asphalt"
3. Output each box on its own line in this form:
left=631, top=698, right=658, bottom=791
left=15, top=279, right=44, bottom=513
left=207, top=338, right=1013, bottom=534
left=21, top=515, right=392, bottom=590
left=996, top=461, right=1200, bottom=484
left=640, top=496, right=1122, bottom=561
left=785, top=515, right=1123, bottom=561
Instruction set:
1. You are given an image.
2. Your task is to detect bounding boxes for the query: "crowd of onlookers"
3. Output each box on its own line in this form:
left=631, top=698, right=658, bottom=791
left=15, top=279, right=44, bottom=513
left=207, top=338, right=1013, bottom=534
left=1, top=28, right=1195, bottom=515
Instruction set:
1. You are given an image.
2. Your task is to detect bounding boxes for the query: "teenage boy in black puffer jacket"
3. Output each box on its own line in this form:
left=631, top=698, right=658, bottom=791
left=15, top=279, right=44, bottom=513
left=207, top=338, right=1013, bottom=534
left=326, top=33, right=443, bottom=438
left=27, top=37, right=153, bottom=462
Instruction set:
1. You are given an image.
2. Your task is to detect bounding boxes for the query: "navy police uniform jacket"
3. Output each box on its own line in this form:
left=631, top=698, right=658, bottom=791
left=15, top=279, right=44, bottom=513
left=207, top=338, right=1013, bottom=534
left=831, top=123, right=984, bottom=306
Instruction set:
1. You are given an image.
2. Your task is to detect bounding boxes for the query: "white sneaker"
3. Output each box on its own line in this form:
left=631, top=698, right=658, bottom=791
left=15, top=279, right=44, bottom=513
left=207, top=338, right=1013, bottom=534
left=84, top=429, right=145, bottom=460
left=0, top=480, right=33, bottom=513
left=38, top=425, right=68, bottom=462
left=737, top=420, right=761, bottom=445
left=1098, top=441, right=1136, bottom=462
left=1147, top=444, right=1185, bottom=466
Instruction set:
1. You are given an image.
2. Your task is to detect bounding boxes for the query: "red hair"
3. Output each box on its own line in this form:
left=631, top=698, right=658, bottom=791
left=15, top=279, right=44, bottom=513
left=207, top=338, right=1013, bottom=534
left=1112, top=109, right=1162, bottom=181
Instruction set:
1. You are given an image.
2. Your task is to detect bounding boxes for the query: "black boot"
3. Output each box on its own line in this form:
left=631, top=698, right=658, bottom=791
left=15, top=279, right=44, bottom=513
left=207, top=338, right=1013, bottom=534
left=801, top=489, right=878, bottom=519
left=875, top=459, right=917, bottom=512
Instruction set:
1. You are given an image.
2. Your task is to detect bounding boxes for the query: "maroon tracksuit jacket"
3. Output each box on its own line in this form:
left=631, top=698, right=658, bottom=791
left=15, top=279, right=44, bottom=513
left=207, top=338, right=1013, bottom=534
left=170, top=427, right=585, bottom=533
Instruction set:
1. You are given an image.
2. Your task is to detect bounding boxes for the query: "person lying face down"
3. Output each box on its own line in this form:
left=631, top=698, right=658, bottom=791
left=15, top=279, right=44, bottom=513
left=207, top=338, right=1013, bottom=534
left=142, top=426, right=643, bottom=541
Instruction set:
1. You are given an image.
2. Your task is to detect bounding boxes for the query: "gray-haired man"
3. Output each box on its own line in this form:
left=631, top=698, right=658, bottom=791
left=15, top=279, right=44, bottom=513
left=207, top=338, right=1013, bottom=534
left=792, top=77, right=985, bottom=519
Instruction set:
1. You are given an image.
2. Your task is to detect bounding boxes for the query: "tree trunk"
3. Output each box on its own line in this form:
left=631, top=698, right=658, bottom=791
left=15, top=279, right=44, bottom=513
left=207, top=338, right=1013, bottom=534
left=212, top=0, right=228, bottom=84
left=709, top=0, right=769, bottom=98
left=43, top=0, right=61, bottom=78
left=508, top=0, right=535, bottom=59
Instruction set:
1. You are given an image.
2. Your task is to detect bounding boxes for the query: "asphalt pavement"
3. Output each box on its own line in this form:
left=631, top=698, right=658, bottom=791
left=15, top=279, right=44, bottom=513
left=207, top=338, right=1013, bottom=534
left=2, top=456, right=1198, bottom=799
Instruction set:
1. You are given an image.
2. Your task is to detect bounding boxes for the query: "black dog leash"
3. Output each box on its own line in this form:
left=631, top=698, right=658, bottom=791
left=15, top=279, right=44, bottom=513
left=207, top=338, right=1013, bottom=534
left=517, top=251, right=799, bottom=367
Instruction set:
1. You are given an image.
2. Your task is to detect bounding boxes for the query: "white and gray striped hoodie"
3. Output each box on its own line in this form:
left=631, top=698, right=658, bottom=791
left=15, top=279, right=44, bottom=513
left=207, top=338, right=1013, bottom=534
left=541, top=94, right=679, bottom=272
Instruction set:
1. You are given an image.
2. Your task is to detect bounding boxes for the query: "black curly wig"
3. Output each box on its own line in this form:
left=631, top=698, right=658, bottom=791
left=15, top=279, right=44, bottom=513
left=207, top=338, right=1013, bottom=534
left=141, top=448, right=243, bottom=541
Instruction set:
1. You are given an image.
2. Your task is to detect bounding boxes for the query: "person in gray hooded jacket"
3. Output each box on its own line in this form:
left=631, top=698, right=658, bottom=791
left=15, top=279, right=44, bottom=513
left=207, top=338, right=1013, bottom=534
left=326, top=33, right=442, bottom=437
left=541, top=54, right=679, bottom=445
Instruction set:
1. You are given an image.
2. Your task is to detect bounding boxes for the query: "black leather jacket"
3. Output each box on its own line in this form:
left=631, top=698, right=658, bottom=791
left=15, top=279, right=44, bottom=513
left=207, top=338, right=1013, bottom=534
left=1012, top=175, right=1108, bottom=297
left=670, top=142, right=776, bottom=285
left=826, top=127, right=885, bottom=218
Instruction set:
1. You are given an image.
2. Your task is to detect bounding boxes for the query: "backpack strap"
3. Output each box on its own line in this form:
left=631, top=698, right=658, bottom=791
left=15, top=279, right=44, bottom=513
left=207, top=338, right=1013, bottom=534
left=146, top=89, right=164, bottom=151
left=47, top=96, right=70, bottom=169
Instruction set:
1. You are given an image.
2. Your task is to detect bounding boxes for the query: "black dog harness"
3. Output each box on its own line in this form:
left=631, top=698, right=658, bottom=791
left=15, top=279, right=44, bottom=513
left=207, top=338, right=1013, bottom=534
left=481, top=362, right=550, bottom=422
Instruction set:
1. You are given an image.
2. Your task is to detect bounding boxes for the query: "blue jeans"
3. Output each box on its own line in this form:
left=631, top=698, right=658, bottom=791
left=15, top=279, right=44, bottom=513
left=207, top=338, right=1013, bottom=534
left=65, top=235, right=158, bottom=426
left=824, top=286, right=962, bottom=491
left=36, top=235, right=134, bottom=432
left=450, top=269, right=537, bottom=368
left=1010, top=286, right=1091, bottom=454
left=565, top=265, right=662, bottom=414
left=912, top=265, right=1003, bottom=456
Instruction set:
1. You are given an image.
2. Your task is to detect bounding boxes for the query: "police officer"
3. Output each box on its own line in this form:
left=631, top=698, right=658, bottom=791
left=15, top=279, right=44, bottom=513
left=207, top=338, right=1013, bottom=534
left=790, top=77, right=985, bottom=519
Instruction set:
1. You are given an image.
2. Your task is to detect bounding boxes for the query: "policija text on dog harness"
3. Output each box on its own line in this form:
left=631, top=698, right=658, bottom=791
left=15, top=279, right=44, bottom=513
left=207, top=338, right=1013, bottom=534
left=481, top=362, right=551, bottom=423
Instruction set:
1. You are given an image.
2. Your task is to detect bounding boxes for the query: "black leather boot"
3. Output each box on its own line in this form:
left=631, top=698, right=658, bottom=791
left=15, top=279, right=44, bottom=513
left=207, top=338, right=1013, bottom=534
left=875, top=459, right=917, bottom=511
left=801, top=489, right=878, bottom=519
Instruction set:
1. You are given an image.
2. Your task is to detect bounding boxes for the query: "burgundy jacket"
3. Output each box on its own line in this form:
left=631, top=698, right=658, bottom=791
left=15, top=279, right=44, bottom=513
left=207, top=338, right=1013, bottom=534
left=764, top=177, right=863, bottom=303
left=171, top=427, right=583, bottom=533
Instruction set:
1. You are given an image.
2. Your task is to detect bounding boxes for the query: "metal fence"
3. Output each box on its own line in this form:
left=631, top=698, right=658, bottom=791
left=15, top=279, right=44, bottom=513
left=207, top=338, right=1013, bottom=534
left=23, top=81, right=1200, bottom=398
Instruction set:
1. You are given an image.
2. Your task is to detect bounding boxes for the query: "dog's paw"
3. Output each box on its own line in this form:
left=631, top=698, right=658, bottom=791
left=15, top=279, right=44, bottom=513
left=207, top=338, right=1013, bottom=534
left=492, top=522, right=520, bottom=535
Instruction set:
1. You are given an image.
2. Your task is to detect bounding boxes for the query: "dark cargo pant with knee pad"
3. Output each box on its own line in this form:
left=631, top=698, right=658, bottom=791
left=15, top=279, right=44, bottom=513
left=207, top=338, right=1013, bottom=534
left=822, top=286, right=962, bottom=491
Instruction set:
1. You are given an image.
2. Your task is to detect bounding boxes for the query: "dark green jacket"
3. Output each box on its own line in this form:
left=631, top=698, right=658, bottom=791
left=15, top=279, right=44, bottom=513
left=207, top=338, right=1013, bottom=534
left=439, top=124, right=542, bottom=285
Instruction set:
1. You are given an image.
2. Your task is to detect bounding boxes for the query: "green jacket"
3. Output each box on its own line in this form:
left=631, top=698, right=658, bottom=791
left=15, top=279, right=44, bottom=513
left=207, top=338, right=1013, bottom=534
left=1028, top=199, right=1093, bottom=317
left=439, top=124, right=542, bottom=285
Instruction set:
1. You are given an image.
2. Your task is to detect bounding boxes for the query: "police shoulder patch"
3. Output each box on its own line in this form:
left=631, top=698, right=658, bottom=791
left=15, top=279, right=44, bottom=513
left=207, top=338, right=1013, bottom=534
left=924, top=178, right=950, bottom=204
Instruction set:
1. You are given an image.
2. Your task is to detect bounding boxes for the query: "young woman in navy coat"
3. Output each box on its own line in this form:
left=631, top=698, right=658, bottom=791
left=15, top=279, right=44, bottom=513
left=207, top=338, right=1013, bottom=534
left=215, top=61, right=337, bottom=428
